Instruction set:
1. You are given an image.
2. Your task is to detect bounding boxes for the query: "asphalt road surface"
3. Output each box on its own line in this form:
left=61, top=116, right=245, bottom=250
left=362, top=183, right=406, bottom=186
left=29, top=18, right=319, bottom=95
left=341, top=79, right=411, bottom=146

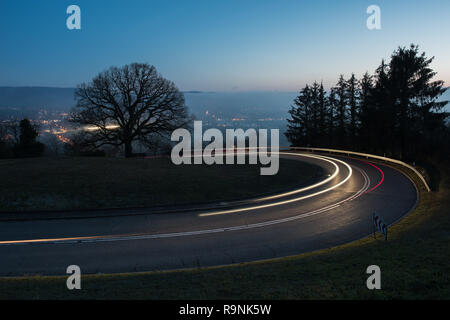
left=0, top=152, right=418, bottom=276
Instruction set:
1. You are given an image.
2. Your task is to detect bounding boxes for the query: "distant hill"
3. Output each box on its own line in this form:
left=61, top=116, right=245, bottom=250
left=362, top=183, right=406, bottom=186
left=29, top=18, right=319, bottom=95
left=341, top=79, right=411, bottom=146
left=0, top=86, right=447, bottom=118
left=0, top=87, right=295, bottom=118
left=0, top=87, right=216, bottom=110
left=0, top=87, right=76, bottom=110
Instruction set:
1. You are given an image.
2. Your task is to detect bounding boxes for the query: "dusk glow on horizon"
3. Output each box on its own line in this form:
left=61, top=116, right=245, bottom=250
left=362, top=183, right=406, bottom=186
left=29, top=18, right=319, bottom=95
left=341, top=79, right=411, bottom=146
left=0, top=0, right=449, bottom=91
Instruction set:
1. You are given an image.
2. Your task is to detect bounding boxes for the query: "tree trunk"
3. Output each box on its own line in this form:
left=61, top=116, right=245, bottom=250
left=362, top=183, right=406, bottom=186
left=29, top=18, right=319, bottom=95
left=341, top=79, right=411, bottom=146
left=124, top=140, right=133, bottom=158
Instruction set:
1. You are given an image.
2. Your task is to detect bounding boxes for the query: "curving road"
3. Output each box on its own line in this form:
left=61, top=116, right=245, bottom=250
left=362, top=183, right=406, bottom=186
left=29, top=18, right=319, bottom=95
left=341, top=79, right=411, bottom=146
left=0, top=152, right=418, bottom=276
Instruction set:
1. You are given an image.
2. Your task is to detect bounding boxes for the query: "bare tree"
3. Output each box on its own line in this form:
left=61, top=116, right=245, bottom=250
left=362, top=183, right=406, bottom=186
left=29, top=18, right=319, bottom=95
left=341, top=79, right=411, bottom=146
left=70, top=63, right=190, bottom=157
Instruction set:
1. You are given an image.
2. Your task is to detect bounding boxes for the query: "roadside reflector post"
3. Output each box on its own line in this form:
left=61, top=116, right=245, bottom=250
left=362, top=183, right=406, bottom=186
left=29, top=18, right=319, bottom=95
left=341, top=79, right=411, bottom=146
left=373, top=212, right=377, bottom=239
left=373, top=212, right=388, bottom=241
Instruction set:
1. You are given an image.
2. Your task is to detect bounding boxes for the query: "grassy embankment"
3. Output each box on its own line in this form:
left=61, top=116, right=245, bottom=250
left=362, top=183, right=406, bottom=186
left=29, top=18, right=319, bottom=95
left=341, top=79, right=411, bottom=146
left=0, top=158, right=449, bottom=299
left=0, top=156, right=323, bottom=212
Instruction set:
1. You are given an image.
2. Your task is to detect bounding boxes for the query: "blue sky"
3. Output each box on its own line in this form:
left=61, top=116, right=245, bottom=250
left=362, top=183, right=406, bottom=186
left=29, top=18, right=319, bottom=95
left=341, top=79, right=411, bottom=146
left=0, top=0, right=449, bottom=91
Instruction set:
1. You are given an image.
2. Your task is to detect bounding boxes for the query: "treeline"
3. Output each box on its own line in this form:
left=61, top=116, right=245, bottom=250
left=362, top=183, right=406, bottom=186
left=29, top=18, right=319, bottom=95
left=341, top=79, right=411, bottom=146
left=286, top=44, right=449, bottom=161
left=0, top=119, right=45, bottom=158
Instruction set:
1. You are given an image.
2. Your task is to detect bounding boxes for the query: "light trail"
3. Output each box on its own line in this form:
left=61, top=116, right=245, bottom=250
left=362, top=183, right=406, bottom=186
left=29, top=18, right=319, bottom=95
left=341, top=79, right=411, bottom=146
left=199, top=153, right=353, bottom=217
left=360, top=160, right=385, bottom=194
left=0, top=153, right=360, bottom=246
left=0, top=165, right=368, bottom=246
left=187, top=151, right=341, bottom=204
left=250, top=153, right=340, bottom=202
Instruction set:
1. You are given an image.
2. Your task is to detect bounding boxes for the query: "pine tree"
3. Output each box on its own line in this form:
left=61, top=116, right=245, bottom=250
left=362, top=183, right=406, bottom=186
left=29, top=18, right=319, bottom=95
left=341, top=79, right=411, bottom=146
left=13, top=119, right=45, bottom=157
left=358, top=72, right=374, bottom=151
left=286, top=85, right=313, bottom=146
left=371, top=59, right=394, bottom=155
left=310, top=82, right=321, bottom=146
left=318, top=82, right=328, bottom=146
left=327, top=88, right=338, bottom=147
left=334, top=75, right=348, bottom=148
left=285, top=44, right=449, bottom=159
left=387, top=44, right=448, bottom=159
left=346, top=73, right=359, bottom=144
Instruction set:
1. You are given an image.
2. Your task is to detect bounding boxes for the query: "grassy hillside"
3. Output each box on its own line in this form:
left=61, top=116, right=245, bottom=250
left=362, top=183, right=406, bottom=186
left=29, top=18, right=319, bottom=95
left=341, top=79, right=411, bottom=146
left=0, top=156, right=323, bottom=213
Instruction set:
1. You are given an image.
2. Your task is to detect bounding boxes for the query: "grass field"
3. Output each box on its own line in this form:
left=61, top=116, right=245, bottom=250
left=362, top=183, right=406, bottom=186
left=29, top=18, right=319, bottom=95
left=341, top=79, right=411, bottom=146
left=0, top=156, right=323, bottom=212
left=0, top=158, right=449, bottom=299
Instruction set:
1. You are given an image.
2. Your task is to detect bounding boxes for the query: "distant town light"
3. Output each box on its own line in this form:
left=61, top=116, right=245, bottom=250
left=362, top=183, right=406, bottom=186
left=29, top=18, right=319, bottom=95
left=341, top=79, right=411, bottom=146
left=85, top=124, right=120, bottom=131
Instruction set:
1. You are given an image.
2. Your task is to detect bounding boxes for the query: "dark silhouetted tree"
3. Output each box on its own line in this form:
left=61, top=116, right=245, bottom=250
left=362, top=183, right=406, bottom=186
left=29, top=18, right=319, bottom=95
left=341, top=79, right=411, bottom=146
left=317, top=82, right=328, bottom=146
left=387, top=45, right=448, bottom=159
left=358, top=72, right=374, bottom=150
left=346, top=73, right=359, bottom=143
left=327, top=88, right=338, bottom=147
left=13, top=119, right=45, bottom=157
left=367, top=59, right=395, bottom=156
left=71, top=63, right=190, bottom=157
left=310, top=82, right=320, bottom=146
left=286, top=44, right=448, bottom=161
left=286, top=85, right=312, bottom=146
left=334, top=75, right=348, bottom=147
